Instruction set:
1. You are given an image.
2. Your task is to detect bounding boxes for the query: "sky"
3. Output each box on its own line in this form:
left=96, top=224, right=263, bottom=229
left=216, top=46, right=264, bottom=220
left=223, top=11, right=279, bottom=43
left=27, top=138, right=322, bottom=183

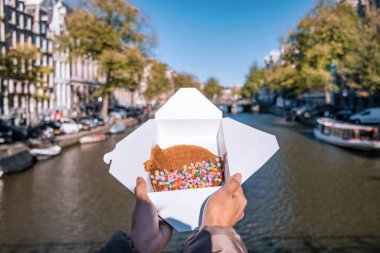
left=68, top=0, right=317, bottom=87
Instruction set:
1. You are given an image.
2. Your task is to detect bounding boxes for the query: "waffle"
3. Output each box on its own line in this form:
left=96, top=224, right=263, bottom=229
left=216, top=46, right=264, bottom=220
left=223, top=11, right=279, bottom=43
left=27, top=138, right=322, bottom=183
left=144, top=144, right=224, bottom=192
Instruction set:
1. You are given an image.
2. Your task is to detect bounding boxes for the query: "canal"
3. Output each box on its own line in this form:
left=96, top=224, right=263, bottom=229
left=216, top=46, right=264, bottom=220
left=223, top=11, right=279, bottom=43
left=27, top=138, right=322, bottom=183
left=0, top=114, right=379, bottom=252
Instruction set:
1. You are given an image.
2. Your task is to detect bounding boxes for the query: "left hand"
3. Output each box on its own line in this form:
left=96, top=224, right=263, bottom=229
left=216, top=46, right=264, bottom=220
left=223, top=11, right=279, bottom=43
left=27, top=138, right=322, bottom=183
left=130, top=177, right=173, bottom=253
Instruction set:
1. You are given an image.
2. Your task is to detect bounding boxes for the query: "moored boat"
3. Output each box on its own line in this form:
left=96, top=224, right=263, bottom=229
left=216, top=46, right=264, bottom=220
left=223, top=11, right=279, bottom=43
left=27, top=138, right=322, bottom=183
left=0, top=150, right=36, bottom=175
left=79, top=134, right=107, bottom=144
left=109, top=122, right=126, bottom=134
left=30, top=145, right=62, bottom=160
left=314, top=118, right=380, bottom=151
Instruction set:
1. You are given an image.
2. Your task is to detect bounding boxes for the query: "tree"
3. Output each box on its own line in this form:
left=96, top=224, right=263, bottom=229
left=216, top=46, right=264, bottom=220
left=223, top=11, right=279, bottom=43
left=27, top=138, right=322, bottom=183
left=339, top=1, right=380, bottom=92
left=94, top=47, right=145, bottom=117
left=58, top=0, right=149, bottom=119
left=265, top=1, right=369, bottom=103
left=203, top=77, right=222, bottom=99
left=0, top=44, right=52, bottom=124
left=241, top=63, right=266, bottom=98
left=143, top=61, right=172, bottom=103
left=172, top=73, right=200, bottom=91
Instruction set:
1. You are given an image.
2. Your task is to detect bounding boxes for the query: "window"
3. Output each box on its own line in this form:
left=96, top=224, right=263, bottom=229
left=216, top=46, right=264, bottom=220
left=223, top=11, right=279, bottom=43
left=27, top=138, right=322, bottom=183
left=16, top=1, right=23, bottom=11
left=16, top=12, right=20, bottom=27
left=359, top=130, right=373, bottom=140
left=7, top=9, right=12, bottom=23
left=342, top=130, right=354, bottom=140
left=24, top=17, right=28, bottom=29
left=361, top=111, right=370, bottom=116
left=0, top=23, right=4, bottom=41
left=27, top=17, right=31, bottom=30
left=0, top=1, right=4, bottom=17
left=322, top=126, right=331, bottom=136
left=332, top=128, right=343, bottom=137
left=41, top=23, right=46, bottom=34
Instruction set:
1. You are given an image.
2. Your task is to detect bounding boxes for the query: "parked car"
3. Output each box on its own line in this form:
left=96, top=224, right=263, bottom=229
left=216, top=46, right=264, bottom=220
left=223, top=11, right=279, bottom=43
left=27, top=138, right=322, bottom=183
left=0, top=120, right=29, bottom=143
left=93, top=116, right=105, bottom=126
left=291, top=105, right=315, bottom=120
left=333, top=110, right=354, bottom=122
left=129, top=107, right=143, bottom=117
left=29, top=121, right=62, bottom=139
left=75, top=120, right=91, bottom=131
left=59, top=118, right=80, bottom=134
left=349, top=108, right=380, bottom=125
left=108, top=108, right=128, bottom=119
left=0, top=120, right=13, bottom=144
left=77, top=116, right=98, bottom=128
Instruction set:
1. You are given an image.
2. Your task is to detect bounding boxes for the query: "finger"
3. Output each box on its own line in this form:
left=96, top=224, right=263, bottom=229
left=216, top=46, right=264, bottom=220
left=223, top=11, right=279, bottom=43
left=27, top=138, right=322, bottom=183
left=223, top=173, right=242, bottom=194
left=134, top=177, right=148, bottom=200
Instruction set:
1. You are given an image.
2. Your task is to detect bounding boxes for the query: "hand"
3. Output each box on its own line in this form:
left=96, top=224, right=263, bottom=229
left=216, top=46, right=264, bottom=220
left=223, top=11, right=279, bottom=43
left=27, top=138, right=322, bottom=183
left=130, top=177, right=173, bottom=253
left=202, top=173, right=247, bottom=227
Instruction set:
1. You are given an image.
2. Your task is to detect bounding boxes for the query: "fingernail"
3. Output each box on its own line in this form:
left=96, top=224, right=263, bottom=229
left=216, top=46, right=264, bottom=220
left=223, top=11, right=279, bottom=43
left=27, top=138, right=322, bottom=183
left=137, top=177, right=143, bottom=184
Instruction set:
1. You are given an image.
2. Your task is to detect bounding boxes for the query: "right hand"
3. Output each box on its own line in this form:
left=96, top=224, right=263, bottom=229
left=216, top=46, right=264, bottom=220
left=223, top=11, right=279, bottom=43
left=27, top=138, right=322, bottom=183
left=202, top=173, right=247, bottom=227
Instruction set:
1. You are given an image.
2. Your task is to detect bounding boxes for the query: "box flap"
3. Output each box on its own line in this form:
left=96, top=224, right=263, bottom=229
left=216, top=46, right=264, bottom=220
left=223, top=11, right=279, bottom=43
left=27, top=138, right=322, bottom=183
left=155, top=88, right=222, bottom=119
left=103, top=120, right=156, bottom=192
left=222, top=117, right=279, bottom=183
left=148, top=187, right=220, bottom=232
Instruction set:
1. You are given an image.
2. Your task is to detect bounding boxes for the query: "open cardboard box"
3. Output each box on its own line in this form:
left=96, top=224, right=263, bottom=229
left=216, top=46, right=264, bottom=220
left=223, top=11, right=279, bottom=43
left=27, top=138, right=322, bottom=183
left=103, top=88, right=279, bottom=232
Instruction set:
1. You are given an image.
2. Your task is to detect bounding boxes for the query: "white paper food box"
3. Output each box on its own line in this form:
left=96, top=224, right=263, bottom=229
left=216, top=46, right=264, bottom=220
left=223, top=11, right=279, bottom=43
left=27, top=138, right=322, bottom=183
left=103, top=88, right=279, bottom=232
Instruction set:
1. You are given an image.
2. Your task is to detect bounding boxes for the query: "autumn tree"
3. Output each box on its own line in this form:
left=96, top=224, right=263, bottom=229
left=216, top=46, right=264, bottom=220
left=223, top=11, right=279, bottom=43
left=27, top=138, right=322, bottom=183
left=268, top=0, right=366, bottom=103
left=58, top=0, right=149, bottom=119
left=241, top=63, right=266, bottom=98
left=143, top=61, right=172, bottom=103
left=203, top=77, right=222, bottom=99
left=172, top=73, right=200, bottom=91
left=0, top=44, right=52, bottom=124
left=339, top=0, right=380, bottom=92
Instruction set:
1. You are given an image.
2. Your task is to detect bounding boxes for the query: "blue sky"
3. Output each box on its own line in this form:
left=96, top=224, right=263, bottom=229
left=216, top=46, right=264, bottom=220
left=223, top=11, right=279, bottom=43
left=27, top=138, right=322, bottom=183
left=68, top=0, right=317, bottom=87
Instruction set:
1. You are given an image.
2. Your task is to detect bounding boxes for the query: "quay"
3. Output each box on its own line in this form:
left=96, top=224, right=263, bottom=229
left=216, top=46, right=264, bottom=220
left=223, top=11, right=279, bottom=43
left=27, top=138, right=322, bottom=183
left=0, top=117, right=140, bottom=176
left=55, top=118, right=139, bottom=148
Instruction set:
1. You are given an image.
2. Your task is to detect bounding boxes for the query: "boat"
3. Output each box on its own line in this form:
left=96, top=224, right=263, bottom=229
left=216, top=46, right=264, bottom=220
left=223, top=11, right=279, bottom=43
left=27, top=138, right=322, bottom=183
left=109, top=122, right=126, bottom=134
left=30, top=145, right=62, bottom=160
left=314, top=117, right=380, bottom=151
left=79, top=134, right=107, bottom=144
left=0, top=150, right=36, bottom=175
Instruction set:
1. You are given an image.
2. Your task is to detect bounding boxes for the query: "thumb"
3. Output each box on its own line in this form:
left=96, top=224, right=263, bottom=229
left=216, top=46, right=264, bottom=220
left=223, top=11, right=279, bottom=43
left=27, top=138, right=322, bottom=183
left=134, top=177, right=148, bottom=200
left=222, top=173, right=242, bottom=195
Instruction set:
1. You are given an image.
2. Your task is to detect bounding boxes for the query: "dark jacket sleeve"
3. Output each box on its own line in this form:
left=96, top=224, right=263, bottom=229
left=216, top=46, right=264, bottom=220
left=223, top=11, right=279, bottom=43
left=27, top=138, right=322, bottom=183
left=182, top=226, right=248, bottom=253
left=95, top=231, right=137, bottom=253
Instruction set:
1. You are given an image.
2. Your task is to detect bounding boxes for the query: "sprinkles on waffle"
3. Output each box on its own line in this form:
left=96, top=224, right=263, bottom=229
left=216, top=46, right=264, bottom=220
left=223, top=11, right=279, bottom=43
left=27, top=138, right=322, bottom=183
left=144, top=145, right=224, bottom=192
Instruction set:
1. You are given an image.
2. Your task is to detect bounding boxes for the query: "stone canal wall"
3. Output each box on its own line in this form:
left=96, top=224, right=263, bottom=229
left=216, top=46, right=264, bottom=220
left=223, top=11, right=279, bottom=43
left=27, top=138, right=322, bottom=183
left=0, top=142, right=29, bottom=160
left=0, top=118, right=139, bottom=160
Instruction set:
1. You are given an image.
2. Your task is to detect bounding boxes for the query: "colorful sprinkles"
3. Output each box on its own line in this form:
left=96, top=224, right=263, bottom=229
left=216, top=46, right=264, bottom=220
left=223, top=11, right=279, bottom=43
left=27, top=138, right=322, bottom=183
left=150, top=157, right=223, bottom=191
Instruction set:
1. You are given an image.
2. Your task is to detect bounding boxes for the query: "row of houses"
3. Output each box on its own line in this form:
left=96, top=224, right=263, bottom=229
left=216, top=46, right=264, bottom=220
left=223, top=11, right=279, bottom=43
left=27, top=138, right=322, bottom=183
left=0, top=0, right=155, bottom=124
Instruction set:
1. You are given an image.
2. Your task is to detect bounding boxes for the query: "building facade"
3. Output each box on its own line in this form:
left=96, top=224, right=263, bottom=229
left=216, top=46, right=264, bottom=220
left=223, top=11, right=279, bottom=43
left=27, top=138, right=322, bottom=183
left=0, top=0, right=54, bottom=124
left=25, top=0, right=104, bottom=118
left=35, top=0, right=72, bottom=114
left=70, top=56, right=104, bottom=116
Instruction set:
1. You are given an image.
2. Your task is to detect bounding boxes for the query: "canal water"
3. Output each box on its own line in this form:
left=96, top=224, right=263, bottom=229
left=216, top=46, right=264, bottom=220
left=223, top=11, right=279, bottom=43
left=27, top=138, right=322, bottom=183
left=0, top=114, right=379, bottom=253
